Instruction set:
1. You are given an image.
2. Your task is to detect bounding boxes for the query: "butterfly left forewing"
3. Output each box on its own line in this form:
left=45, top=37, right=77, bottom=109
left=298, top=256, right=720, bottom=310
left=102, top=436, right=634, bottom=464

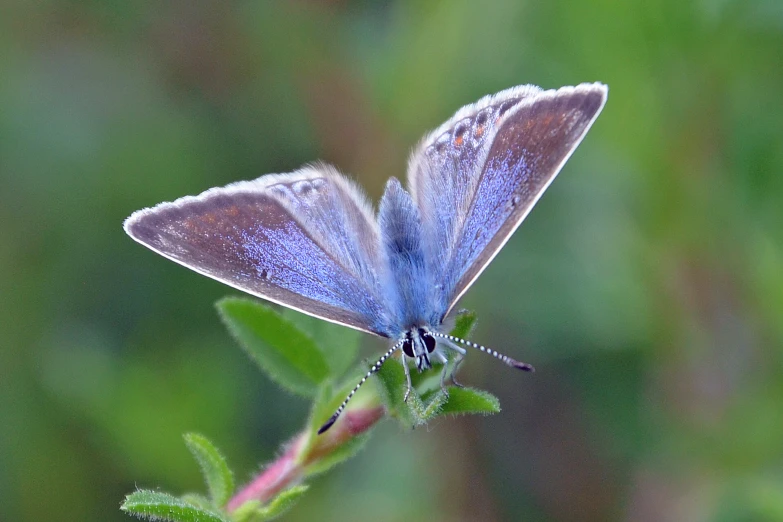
left=125, top=164, right=392, bottom=336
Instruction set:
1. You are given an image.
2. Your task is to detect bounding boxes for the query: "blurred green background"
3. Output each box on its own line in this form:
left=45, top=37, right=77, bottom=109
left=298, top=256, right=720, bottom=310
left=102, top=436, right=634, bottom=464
left=2, top=1, right=783, bottom=521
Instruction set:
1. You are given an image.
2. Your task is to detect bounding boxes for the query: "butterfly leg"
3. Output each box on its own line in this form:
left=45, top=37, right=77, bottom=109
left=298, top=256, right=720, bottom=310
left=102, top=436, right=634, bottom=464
left=450, top=354, right=466, bottom=388
left=440, top=338, right=467, bottom=388
left=435, top=351, right=450, bottom=394
left=402, top=354, right=413, bottom=403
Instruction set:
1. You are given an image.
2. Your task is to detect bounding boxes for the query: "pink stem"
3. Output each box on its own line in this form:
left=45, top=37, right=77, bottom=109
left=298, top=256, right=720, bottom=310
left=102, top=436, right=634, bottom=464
left=226, top=437, right=303, bottom=511
left=226, top=405, right=384, bottom=512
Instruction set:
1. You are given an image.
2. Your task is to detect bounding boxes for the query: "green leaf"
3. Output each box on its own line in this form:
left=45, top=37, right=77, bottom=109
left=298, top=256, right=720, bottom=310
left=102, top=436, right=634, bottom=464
left=179, top=494, right=213, bottom=510
left=121, top=490, right=229, bottom=522
left=230, top=501, right=263, bottom=522
left=231, top=486, right=309, bottom=522
left=281, top=308, right=360, bottom=378
left=217, top=297, right=330, bottom=396
left=375, top=357, right=416, bottom=428
left=437, top=387, right=500, bottom=416
left=306, top=363, right=381, bottom=432
left=450, top=310, right=478, bottom=339
left=255, top=485, right=309, bottom=521
left=306, top=381, right=349, bottom=437
left=306, top=382, right=336, bottom=436
left=375, top=357, right=439, bottom=428
left=420, top=389, right=449, bottom=420
left=408, top=364, right=443, bottom=390
left=183, top=433, right=234, bottom=507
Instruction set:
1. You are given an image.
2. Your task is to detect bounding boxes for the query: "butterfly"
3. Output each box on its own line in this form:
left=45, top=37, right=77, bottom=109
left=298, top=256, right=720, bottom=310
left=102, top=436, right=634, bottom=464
left=124, top=83, right=608, bottom=433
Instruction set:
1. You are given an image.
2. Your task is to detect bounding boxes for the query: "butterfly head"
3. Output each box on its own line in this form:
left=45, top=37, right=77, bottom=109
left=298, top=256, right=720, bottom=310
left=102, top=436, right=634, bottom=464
left=402, top=328, right=437, bottom=372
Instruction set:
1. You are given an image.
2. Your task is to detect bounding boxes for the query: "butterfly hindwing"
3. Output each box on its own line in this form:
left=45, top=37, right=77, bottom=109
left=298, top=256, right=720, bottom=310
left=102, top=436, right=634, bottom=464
left=124, top=164, right=392, bottom=336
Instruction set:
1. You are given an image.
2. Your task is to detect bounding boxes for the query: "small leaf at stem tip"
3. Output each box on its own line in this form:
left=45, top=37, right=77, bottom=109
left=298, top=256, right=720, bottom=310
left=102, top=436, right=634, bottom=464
left=121, top=490, right=229, bottom=522
left=450, top=310, right=477, bottom=339
left=183, top=433, right=234, bottom=508
left=308, top=367, right=381, bottom=438
left=304, top=433, right=372, bottom=477
left=374, top=357, right=416, bottom=427
left=438, top=387, right=501, bottom=416
left=421, top=389, right=448, bottom=420
left=317, top=414, right=338, bottom=435
left=179, top=493, right=213, bottom=510
left=232, top=485, right=309, bottom=522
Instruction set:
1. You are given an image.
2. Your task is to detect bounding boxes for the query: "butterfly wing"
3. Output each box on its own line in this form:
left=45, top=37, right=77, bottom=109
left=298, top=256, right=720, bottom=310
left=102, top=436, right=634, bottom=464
left=409, top=83, right=608, bottom=319
left=124, top=164, right=392, bottom=336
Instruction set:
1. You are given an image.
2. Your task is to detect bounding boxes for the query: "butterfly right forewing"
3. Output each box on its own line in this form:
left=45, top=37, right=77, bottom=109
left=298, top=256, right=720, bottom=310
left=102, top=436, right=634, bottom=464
left=408, top=85, right=545, bottom=317
left=409, top=83, right=607, bottom=320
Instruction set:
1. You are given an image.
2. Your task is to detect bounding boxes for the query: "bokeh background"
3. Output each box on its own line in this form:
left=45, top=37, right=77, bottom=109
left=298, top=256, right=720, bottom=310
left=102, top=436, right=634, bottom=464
left=2, top=1, right=783, bottom=521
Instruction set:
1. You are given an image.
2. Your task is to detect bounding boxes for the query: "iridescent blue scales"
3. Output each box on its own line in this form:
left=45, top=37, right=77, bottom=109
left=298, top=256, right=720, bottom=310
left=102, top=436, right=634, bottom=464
left=124, top=83, right=608, bottom=433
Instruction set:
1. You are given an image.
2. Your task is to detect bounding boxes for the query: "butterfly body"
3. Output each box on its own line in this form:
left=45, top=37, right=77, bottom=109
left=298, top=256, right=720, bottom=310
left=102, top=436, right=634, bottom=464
left=125, top=83, right=608, bottom=433
left=379, top=177, right=440, bottom=335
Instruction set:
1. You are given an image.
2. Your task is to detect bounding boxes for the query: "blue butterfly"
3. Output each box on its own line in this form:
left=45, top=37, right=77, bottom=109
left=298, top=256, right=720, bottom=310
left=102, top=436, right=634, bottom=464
left=125, top=83, right=608, bottom=433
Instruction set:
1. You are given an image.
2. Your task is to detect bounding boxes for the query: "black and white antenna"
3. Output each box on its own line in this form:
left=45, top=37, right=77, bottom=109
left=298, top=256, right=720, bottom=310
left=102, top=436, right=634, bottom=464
left=431, top=332, right=535, bottom=372
left=317, top=332, right=534, bottom=434
left=317, top=339, right=405, bottom=434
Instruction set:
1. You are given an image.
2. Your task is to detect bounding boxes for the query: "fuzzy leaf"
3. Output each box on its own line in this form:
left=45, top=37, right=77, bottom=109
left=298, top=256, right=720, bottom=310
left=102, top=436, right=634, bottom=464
left=230, top=501, right=263, bottom=522
left=121, top=490, right=228, bottom=522
left=375, top=357, right=416, bottom=427
left=255, top=485, right=309, bottom=521
left=232, top=486, right=309, bottom=522
left=179, top=494, right=213, bottom=510
left=306, top=381, right=355, bottom=437
left=408, top=364, right=443, bottom=390
left=375, top=357, right=443, bottom=427
left=420, top=389, right=449, bottom=420
left=281, top=308, right=360, bottom=378
left=450, top=310, right=478, bottom=339
left=405, top=385, right=448, bottom=424
left=438, top=387, right=501, bottom=416
left=183, top=433, right=234, bottom=507
left=306, top=382, right=337, bottom=436
left=217, top=297, right=330, bottom=396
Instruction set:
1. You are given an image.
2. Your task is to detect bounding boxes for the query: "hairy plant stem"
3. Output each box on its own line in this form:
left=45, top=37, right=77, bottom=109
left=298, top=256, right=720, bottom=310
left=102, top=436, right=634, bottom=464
left=226, top=405, right=384, bottom=512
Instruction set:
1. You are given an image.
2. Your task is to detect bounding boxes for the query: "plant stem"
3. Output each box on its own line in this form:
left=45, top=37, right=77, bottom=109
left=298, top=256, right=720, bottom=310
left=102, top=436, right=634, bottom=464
left=226, top=405, right=384, bottom=512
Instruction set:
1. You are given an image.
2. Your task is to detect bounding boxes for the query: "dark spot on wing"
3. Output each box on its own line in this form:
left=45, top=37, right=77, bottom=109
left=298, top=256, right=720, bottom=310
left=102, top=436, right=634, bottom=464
left=497, top=99, right=518, bottom=118
left=475, top=108, right=490, bottom=127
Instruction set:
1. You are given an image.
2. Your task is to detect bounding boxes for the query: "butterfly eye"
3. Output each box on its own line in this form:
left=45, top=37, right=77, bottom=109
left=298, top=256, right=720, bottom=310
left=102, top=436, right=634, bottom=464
left=422, top=332, right=436, bottom=353
left=402, top=338, right=415, bottom=358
